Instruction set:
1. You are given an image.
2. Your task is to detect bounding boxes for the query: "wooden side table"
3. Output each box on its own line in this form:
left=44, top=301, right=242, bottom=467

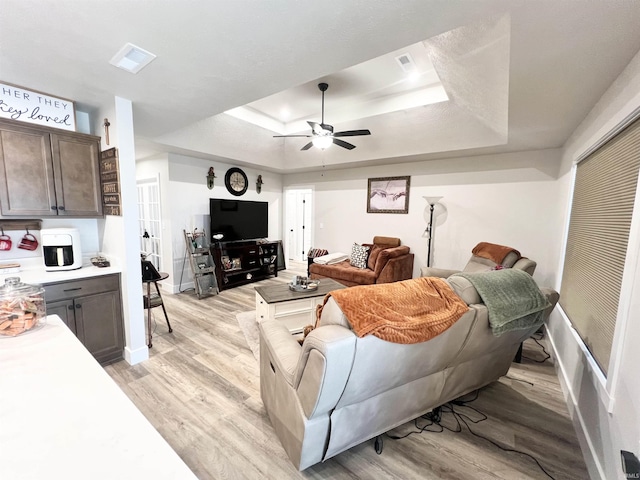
left=142, top=272, right=173, bottom=348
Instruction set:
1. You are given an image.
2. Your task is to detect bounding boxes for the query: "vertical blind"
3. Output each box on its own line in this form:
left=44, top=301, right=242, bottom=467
left=560, top=117, right=640, bottom=375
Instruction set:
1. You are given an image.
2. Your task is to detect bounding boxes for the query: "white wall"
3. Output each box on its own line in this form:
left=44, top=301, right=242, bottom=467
left=547, top=47, right=640, bottom=480
left=137, top=153, right=283, bottom=293
left=95, top=98, right=148, bottom=366
left=285, top=148, right=562, bottom=284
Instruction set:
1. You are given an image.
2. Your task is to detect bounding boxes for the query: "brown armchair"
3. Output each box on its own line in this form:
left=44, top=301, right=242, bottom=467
left=309, top=236, right=414, bottom=287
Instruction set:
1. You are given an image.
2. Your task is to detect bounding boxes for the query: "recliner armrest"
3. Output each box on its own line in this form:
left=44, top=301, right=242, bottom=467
left=294, top=325, right=356, bottom=418
left=513, top=257, right=537, bottom=275
left=259, top=319, right=302, bottom=386
left=373, top=245, right=410, bottom=276
left=421, top=267, right=461, bottom=278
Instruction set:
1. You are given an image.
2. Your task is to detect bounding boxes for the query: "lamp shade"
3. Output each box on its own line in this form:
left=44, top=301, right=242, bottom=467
left=423, top=196, right=443, bottom=206
left=312, top=136, right=333, bottom=150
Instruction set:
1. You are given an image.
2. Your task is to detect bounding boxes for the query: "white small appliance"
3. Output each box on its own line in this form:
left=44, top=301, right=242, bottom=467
left=41, top=228, right=83, bottom=271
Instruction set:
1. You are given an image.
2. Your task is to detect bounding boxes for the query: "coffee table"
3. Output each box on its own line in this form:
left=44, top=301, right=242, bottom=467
left=254, top=278, right=346, bottom=334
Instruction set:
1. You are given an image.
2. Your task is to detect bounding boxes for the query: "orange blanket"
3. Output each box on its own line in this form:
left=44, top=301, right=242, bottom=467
left=317, top=277, right=469, bottom=344
left=472, top=242, right=520, bottom=265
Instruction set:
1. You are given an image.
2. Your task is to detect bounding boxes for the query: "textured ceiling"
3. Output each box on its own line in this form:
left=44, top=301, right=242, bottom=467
left=2, top=1, right=640, bottom=173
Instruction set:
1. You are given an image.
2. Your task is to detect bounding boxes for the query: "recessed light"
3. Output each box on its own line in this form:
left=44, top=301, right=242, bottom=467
left=109, top=43, right=156, bottom=74
left=408, top=71, right=420, bottom=82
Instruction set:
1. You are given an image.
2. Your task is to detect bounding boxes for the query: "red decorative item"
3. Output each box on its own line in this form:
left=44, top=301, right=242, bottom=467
left=0, top=235, right=11, bottom=251
left=18, top=232, right=38, bottom=251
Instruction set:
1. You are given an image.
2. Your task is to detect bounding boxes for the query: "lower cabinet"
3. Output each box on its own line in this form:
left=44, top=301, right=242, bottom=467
left=44, top=274, right=124, bottom=366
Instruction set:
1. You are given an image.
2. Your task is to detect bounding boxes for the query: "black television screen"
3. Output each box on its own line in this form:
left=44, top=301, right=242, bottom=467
left=210, top=199, right=268, bottom=242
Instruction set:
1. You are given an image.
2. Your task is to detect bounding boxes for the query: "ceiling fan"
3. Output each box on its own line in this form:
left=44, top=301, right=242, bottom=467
left=273, top=82, right=371, bottom=150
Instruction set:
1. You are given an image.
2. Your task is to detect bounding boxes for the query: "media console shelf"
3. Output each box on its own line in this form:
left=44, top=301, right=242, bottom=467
left=212, top=240, right=280, bottom=291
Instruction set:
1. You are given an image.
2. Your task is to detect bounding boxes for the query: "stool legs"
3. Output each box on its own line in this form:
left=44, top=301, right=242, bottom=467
left=147, top=282, right=153, bottom=348
left=154, top=281, right=173, bottom=333
left=145, top=280, right=173, bottom=349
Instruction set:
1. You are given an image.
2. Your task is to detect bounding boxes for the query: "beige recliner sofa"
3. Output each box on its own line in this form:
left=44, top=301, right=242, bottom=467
left=421, top=241, right=537, bottom=278
left=259, top=273, right=559, bottom=470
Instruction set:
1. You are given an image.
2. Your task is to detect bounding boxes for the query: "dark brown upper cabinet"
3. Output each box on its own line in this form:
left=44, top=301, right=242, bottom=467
left=0, top=119, right=102, bottom=217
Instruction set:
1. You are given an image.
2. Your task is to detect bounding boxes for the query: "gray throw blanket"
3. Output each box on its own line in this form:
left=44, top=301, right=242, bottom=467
left=452, top=269, right=550, bottom=336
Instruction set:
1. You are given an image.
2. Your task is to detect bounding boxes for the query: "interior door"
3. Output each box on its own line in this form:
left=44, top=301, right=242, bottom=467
left=137, top=177, right=163, bottom=270
left=284, top=188, right=313, bottom=262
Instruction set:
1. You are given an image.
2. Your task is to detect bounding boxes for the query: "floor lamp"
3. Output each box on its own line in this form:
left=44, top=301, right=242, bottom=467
left=423, top=196, right=443, bottom=267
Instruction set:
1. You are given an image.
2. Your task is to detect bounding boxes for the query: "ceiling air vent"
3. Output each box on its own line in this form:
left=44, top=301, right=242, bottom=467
left=395, top=53, right=416, bottom=73
left=109, top=43, right=156, bottom=74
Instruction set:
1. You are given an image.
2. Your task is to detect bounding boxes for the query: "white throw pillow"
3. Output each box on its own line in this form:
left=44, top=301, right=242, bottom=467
left=350, top=243, right=370, bottom=269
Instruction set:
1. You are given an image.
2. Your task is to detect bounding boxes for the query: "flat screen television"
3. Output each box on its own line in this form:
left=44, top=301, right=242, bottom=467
left=210, top=198, right=268, bottom=242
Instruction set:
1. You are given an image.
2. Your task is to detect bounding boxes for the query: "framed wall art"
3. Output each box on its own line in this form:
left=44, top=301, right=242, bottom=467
left=367, top=176, right=411, bottom=214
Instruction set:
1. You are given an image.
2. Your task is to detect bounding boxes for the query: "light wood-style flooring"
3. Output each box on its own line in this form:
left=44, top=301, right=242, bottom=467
left=105, top=262, right=587, bottom=479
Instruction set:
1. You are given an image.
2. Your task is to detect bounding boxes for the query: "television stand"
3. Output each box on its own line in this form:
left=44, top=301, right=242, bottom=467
left=211, top=239, right=280, bottom=291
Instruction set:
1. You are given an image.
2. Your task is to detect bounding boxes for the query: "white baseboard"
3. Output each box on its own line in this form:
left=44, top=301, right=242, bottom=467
left=545, top=323, right=606, bottom=480
left=123, top=345, right=149, bottom=365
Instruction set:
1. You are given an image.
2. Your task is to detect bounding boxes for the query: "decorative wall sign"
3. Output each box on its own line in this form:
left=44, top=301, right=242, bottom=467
left=0, top=81, right=76, bottom=131
left=100, top=148, right=121, bottom=216
left=367, top=176, right=411, bottom=214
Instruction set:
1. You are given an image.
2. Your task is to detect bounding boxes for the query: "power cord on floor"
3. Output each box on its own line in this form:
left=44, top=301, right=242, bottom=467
left=522, top=332, right=551, bottom=363
left=504, top=375, right=535, bottom=386
left=384, top=390, right=557, bottom=480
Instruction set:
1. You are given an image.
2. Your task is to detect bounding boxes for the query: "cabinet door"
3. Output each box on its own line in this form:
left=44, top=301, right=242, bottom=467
left=50, top=133, right=102, bottom=216
left=0, top=122, right=58, bottom=215
left=46, top=299, right=77, bottom=335
left=75, top=290, right=124, bottom=365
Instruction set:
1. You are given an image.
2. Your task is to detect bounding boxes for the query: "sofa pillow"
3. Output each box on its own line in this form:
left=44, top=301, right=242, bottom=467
left=350, top=243, right=370, bottom=269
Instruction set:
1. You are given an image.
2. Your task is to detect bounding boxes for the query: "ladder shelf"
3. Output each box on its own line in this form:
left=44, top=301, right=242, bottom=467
left=182, top=229, right=219, bottom=299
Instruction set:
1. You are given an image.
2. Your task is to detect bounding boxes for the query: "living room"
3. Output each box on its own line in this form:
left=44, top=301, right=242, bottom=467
left=2, top=2, right=640, bottom=479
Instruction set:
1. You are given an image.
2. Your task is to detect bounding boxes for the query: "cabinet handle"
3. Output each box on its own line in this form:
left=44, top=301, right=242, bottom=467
left=75, top=304, right=82, bottom=309
left=51, top=206, right=58, bottom=211
left=64, top=287, right=82, bottom=292
left=260, top=301, right=264, bottom=304
left=58, top=206, right=65, bottom=211
left=67, top=305, right=74, bottom=310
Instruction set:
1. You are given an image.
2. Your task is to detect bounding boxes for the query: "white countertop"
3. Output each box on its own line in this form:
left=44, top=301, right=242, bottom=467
left=0, top=263, right=122, bottom=285
left=0, top=316, right=198, bottom=480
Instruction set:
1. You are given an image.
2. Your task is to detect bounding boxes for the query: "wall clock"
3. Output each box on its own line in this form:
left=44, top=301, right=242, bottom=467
left=224, top=167, right=248, bottom=196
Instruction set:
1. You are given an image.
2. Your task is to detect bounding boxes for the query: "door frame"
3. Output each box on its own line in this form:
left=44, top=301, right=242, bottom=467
left=283, top=186, right=314, bottom=263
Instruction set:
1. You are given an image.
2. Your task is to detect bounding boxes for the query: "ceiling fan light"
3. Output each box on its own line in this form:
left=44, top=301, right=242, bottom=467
left=312, top=136, right=333, bottom=150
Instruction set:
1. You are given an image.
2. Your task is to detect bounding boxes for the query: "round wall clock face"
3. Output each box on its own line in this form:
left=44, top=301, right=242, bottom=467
left=225, top=167, right=248, bottom=196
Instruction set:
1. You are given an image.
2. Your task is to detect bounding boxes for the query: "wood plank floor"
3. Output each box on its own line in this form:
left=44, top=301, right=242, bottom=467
left=105, top=263, right=588, bottom=479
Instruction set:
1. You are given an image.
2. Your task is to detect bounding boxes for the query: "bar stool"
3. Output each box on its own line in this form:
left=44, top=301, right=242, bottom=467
left=142, top=260, right=173, bottom=348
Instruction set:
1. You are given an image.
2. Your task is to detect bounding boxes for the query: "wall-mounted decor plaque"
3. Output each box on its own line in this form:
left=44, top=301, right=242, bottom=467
left=100, top=148, right=121, bottom=216
left=0, top=81, right=76, bottom=131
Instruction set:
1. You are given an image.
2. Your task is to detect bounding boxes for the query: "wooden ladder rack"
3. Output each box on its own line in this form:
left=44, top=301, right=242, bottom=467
left=182, top=229, right=219, bottom=299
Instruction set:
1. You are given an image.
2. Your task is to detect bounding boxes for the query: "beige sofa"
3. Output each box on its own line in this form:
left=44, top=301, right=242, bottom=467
left=422, top=241, right=537, bottom=277
left=259, top=274, right=559, bottom=470
left=309, top=236, right=414, bottom=287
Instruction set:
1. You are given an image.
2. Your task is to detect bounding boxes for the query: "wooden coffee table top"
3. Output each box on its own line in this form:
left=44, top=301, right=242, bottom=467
left=254, top=278, right=346, bottom=304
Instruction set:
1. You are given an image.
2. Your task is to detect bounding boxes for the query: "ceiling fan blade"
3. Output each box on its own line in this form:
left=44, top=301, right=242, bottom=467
left=333, top=138, right=356, bottom=150
left=301, top=141, right=314, bottom=151
left=273, top=134, right=312, bottom=138
left=333, top=129, right=371, bottom=137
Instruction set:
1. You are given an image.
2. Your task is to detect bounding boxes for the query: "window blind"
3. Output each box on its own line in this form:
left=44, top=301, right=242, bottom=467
left=560, top=117, right=640, bottom=375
